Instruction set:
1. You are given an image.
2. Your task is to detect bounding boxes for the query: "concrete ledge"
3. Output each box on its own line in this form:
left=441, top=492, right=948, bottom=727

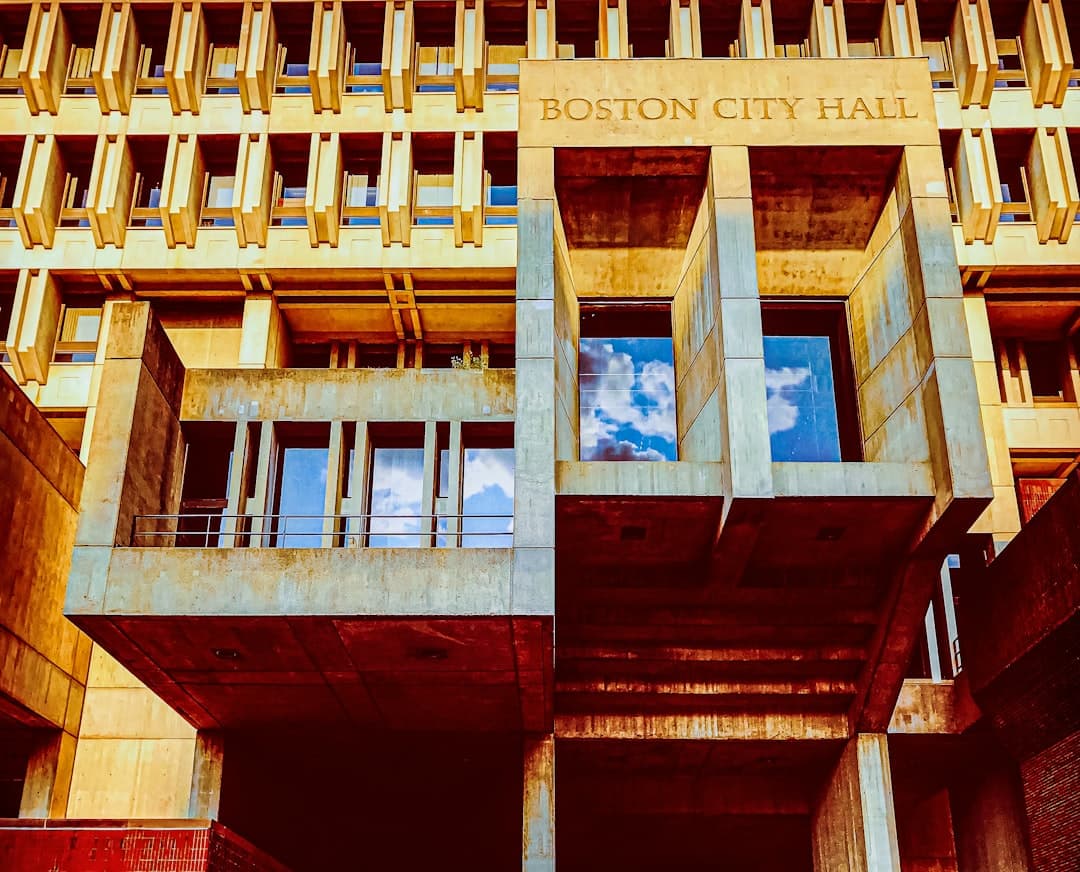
left=555, top=712, right=850, bottom=741
left=71, top=547, right=515, bottom=617
left=887, top=678, right=981, bottom=734
left=555, top=461, right=722, bottom=497
left=181, top=367, right=515, bottom=422
left=772, top=461, right=935, bottom=498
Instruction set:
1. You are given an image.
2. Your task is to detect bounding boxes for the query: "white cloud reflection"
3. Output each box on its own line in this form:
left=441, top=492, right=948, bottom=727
left=579, top=339, right=677, bottom=461
left=764, top=366, right=811, bottom=435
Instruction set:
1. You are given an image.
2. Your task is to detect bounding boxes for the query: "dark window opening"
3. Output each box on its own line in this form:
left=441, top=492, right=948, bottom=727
left=270, top=136, right=309, bottom=227
left=413, top=133, right=454, bottom=226
left=486, top=2, right=525, bottom=91
left=0, top=138, right=20, bottom=228
left=200, top=136, right=239, bottom=227
left=414, top=1, right=456, bottom=92
left=0, top=7, right=30, bottom=94
left=627, top=1, right=669, bottom=58
left=918, top=3, right=956, bottom=88
left=341, top=134, right=381, bottom=226
left=761, top=302, right=861, bottom=462
left=579, top=303, right=676, bottom=462
left=556, top=2, right=599, bottom=58
left=63, top=8, right=102, bottom=95
left=275, top=4, right=313, bottom=94
left=343, top=1, right=384, bottom=93
left=128, top=137, right=168, bottom=227
left=177, top=421, right=238, bottom=546
left=771, top=2, right=812, bottom=57
left=844, top=1, right=884, bottom=57
left=57, top=138, right=96, bottom=228
left=1026, top=340, right=1066, bottom=400
left=995, top=131, right=1034, bottom=222
left=204, top=5, right=243, bottom=94
left=134, top=5, right=172, bottom=94
left=484, top=132, right=517, bottom=226
left=0, top=278, right=16, bottom=363
left=700, top=0, right=741, bottom=58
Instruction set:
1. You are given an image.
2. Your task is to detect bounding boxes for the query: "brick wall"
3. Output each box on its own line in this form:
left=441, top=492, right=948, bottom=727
left=0, top=820, right=291, bottom=872
left=1021, top=732, right=1080, bottom=872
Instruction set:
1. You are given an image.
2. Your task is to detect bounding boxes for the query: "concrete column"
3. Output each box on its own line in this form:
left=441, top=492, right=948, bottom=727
left=66, top=302, right=187, bottom=611
left=19, top=730, right=77, bottom=818
left=708, top=146, right=770, bottom=508
left=523, top=734, right=554, bottom=872
left=514, top=145, right=558, bottom=620
left=239, top=294, right=289, bottom=368
left=812, top=734, right=901, bottom=872
left=188, top=730, right=225, bottom=819
left=951, top=760, right=1033, bottom=872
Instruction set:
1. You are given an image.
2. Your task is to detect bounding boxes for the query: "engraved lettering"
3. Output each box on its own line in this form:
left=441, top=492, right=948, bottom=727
left=671, top=97, right=698, bottom=120
left=541, top=98, right=561, bottom=120
left=778, top=97, right=803, bottom=119
left=564, top=98, right=592, bottom=120
left=638, top=97, right=668, bottom=120
left=713, top=98, right=738, bottom=119
left=818, top=97, right=846, bottom=119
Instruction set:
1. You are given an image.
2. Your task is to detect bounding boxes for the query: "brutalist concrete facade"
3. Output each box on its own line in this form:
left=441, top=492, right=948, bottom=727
left=0, top=1, right=1078, bottom=870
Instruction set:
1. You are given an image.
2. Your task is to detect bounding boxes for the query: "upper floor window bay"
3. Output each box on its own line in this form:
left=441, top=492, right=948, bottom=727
left=579, top=303, right=676, bottom=462
left=762, top=302, right=860, bottom=463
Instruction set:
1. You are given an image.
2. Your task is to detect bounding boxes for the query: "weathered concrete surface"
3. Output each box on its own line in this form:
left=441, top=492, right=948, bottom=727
left=812, top=734, right=902, bottom=872
left=0, top=367, right=89, bottom=732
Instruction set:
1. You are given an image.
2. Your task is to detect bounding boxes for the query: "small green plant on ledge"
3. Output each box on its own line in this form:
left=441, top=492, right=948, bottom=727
left=451, top=355, right=486, bottom=371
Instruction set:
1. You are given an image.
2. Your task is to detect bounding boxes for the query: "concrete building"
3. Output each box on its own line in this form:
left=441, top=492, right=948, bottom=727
left=0, top=0, right=1077, bottom=869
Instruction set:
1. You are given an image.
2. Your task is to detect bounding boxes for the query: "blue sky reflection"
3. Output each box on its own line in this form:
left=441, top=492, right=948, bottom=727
left=764, top=335, right=842, bottom=463
left=579, top=338, right=677, bottom=461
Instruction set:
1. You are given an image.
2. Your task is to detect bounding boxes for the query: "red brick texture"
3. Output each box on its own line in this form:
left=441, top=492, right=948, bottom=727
left=0, top=820, right=291, bottom=872
left=1021, top=732, right=1080, bottom=872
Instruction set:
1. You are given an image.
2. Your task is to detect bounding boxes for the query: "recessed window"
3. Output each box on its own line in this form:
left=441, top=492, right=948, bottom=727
left=762, top=303, right=860, bottom=463
left=175, top=421, right=240, bottom=546
left=0, top=282, right=15, bottom=363
left=1026, top=340, right=1065, bottom=400
left=343, top=1, right=384, bottom=93
left=579, top=304, right=676, bottom=462
left=271, top=424, right=330, bottom=547
left=367, top=424, right=426, bottom=547
left=204, top=6, right=243, bottom=95
left=53, top=305, right=101, bottom=363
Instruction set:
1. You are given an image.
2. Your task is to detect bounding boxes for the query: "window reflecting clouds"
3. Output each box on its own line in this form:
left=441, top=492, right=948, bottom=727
left=764, top=335, right=842, bottom=462
left=276, top=447, right=329, bottom=546
left=579, top=337, right=676, bottom=461
left=369, top=447, right=425, bottom=547
left=462, top=448, right=514, bottom=547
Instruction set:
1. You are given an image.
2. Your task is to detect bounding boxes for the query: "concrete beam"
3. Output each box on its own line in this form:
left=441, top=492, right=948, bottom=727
left=522, top=733, right=554, bottom=872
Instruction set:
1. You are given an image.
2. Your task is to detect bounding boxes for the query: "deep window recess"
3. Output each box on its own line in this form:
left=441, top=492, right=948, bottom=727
left=1026, top=340, right=1066, bottom=400
left=53, top=304, right=102, bottom=363
left=579, top=303, right=676, bottom=462
left=761, top=303, right=861, bottom=463
left=177, top=422, right=238, bottom=546
left=271, top=423, right=331, bottom=547
left=366, top=424, right=427, bottom=547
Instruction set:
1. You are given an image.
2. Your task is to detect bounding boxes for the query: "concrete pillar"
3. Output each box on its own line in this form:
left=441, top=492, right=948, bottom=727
left=66, top=302, right=186, bottom=610
left=951, top=760, right=1032, bottom=872
left=522, top=734, right=554, bottom=872
left=514, top=146, right=561, bottom=622
left=811, top=734, right=902, bottom=872
left=19, top=730, right=77, bottom=818
left=708, top=146, right=770, bottom=508
left=188, top=730, right=225, bottom=819
left=239, top=294, right=289, bottom=368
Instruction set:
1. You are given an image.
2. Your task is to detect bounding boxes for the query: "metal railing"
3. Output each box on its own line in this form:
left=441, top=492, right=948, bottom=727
left=132, top=512, right=514, bottom=548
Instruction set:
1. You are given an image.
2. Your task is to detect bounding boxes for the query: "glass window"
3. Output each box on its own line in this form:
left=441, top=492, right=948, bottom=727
left=762, top=303, right=860, bottom=462
left=764, top=335, right=841, bottom=462
left=275, top=445, right=329, bottom=547
left=368, top=446, right=426, bottom=547
left=461, top=446, right=514, bottom=547
left=579, top=305, right=676, bottom=462
left=54, top=307, right=101, bottom=363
